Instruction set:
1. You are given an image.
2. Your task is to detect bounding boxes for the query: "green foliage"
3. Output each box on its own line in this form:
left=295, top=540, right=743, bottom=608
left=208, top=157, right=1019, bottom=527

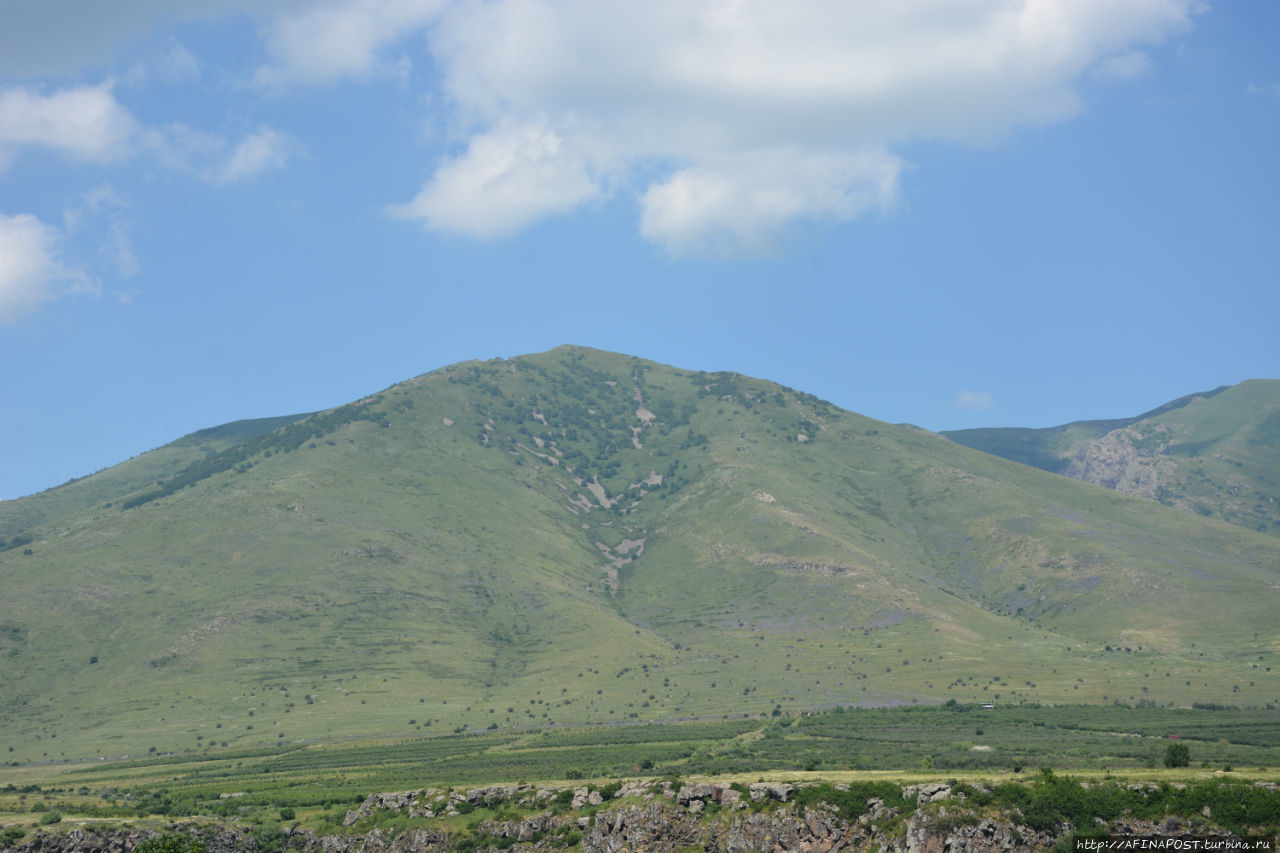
left=965, top=777, right=1280, bottom=837
left=38, top=808, right=62, bottom=824
left=134, top=834, right=208, bottom=853
left=1164, top=742, right=1191, bottom=767
left=250, top=823, right=286, bottom=852
left=791, top=782, right=913, bottom=821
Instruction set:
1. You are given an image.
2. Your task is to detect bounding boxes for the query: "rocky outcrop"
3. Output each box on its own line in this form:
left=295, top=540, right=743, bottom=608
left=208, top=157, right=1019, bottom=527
left=749, top=782, right=794, bottom=803
left=1065, top=428, right=1173, bottom=499
left=903, top=783, right=951, bottom=806
left=6, top=826, right=257, bottom=853
left=5, top=780, right=1268, bottom=853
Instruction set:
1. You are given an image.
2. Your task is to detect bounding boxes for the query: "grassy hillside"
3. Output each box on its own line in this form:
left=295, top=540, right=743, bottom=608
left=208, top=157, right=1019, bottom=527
left=1, top=347, right=1277, bottom=765
left=943, top=381, right=1280, bottom=535
left=0, top=413, right=311, bottom=542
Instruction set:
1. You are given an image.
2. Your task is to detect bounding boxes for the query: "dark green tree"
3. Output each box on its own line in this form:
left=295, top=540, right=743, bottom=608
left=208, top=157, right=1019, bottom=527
left=1164, top=742, right=1191, bottom=768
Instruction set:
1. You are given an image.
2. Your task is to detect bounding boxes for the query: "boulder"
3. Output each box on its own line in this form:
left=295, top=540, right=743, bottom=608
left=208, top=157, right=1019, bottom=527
left=750, top=781, right=794, bottom=802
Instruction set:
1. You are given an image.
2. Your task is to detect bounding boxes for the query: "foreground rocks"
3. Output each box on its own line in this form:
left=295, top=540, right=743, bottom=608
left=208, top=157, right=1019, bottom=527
left=3, top=779, right=1268, bottom=853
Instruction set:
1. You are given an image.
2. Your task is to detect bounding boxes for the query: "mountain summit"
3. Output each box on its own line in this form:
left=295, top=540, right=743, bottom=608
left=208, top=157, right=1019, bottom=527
left=2, top=347, right=1277, bottom=762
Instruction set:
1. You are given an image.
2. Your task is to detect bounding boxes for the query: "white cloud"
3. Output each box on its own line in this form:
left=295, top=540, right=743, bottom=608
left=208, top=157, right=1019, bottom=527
left=0, top=0, right=1204, bottom=255
left=386, top=120, right=602, bottom=237
left=254, top=0, right=445, bottom=88
left=0, top=213, right=97, bottom=324
left=640, top=148, right=901, bottom=256
left=125, top=122, right=294, bottom=185
left=1246, top=82, right=1280, bottom=98
left=955, top=390, right=995, bottom=411
left=214, top=127, right=294, bottom=184
left=385, top=0, right=1198, bottom=254
left=0, top=84, right=138, bottom=163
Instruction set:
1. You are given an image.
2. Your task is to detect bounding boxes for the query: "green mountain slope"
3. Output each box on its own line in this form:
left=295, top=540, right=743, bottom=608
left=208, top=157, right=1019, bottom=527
left=0, top=413, right=312, bottom=543
left=1, top=347, right=1277, bottom=764
left=943, top=381, right=1280, bottom=535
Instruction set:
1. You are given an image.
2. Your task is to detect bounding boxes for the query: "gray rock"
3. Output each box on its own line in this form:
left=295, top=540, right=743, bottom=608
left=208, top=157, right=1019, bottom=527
left=749, top=781, right=794, bottom=802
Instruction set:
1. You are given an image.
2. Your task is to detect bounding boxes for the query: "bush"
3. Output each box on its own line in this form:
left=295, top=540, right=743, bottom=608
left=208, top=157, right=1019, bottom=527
left=251, top=823, right=286, bottom=853
left=39, top=809, right=62, bottom=825
left=1164, top=743, right=1191, bottom=768
left=134, top=835, right=207, bottom=853
left=791, top=782, right=912, bottom=821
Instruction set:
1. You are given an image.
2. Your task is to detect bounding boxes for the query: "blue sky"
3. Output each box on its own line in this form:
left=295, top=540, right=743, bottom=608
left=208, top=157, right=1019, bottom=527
left=1, top=0, right=1277, bottom=500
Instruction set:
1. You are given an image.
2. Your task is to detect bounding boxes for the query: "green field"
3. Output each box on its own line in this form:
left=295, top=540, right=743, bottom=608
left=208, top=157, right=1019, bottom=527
left=3, top=704, right=1278, bottom=810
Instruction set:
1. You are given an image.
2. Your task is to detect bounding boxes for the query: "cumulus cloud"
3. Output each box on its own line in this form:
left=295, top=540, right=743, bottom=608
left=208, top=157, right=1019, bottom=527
left=0, top=0, right=1204, bottom=255
left=0, top=213, right=96, bottom=324
left=0, top=84, right=138, bottom=164
left=387, top=120, right=602, bottom=237
left=640, top=148, right=902, bottom=256
left=384, top=0, right=1199, bottom=253
left=955, top=390, right=995, bottom=411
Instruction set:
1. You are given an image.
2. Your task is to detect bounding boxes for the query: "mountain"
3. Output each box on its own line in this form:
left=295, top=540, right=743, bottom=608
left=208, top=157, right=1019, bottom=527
left=2, top=347, right=1277, bottom=764
left=943, top=380, right=1280, bottom=536
left=0, top=412, right=313, bottom=541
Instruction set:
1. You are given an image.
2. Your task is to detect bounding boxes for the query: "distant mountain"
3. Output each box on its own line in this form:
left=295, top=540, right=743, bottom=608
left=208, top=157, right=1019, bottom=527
left=943, top=380, right=1280, bottom=536
left=2, top=348, right=1276, bottom=764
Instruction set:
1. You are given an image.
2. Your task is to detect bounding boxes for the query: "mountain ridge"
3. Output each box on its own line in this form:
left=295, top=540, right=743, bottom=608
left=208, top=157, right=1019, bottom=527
left=1, top=346, right=1276, bottom=764
left=943, top=379, right=1280, bottom=535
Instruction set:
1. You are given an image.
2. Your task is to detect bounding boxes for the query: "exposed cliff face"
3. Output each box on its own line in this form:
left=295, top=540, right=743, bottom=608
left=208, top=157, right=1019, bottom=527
left=1064, top=426, right=1176, bottom=500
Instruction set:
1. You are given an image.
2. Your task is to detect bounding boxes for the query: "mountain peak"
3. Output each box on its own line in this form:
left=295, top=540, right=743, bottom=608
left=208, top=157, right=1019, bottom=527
left=2, top=353, right=1277, bottom=762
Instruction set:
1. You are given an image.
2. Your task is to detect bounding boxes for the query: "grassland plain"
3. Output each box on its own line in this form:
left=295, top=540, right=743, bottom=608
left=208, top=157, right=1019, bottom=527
left=944, top=379, right=1280, bottom=535
left=1, top=346, right=1278, bottom=764
left=0, top=706, right=1278, bottom=849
